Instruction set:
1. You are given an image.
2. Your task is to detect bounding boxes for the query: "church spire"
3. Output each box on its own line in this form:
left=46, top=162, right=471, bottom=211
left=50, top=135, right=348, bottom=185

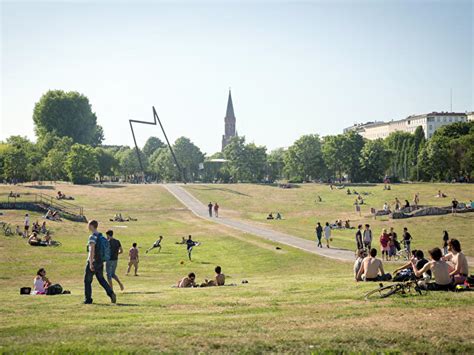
left=226, top=89, right=235, bottom=118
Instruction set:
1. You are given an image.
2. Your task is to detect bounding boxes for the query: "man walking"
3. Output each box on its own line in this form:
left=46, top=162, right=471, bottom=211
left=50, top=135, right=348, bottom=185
left=324, top=222, right=331, bottom=248
left=84, top=220, right=116, bottom=304
left=355, top=224, right=364, bottom=252
left=213, top=203, right=219, bottom=218
left=402, top=227, right=412, bottom=254
left=106, top=230, right=124, bottom=292
left=208, top=202, right=213, bottom=217
left=315, top=222, right=323, bottom=248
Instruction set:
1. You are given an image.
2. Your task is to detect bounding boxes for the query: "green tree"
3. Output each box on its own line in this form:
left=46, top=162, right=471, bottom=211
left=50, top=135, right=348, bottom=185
left=359, top=139, right=391, bottom=182
left=246, top=143, right=267, bottom=182
left=143, top=137, right=166, bottom=158
left=223, top=136, right=251, bottom=182
left=267, top=148, right=286, bottom=182
left=148, top=148, right=180, bottom=181
left=173, top=137, right=205, bottom=182
left=117, top=148, right=148, bottom=177
left=33, top=90, right=104, bottom=146
left=95, top=148, right=118, bottom=181
left=65, top=144, right=99, bottom=184
left=284, top=134, right=325, bottom=182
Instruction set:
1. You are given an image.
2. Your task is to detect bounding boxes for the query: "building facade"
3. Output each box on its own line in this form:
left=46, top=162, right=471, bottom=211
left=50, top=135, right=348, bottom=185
left=345, top=112, right=467, bottom=140
left=467, top=112, right=474, bottom=122
left=221, top=90, right=237, bottom=151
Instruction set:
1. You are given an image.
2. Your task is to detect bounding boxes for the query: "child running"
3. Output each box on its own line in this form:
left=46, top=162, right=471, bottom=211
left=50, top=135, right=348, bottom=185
left=146, top=236, right=163, bottom=253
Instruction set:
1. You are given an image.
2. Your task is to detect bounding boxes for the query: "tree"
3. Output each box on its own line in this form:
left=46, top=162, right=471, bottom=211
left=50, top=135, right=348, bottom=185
left=143, top=137, right=166, bottom=158
left=267, top=148, right=286, bottom=182
left=246, top=143, right=267, bottom=182
left=148, top=148, right=180, bottom=181
left=284, top=134, right=325, bottom=182
left=117, top=148, right=148, bottom=177
left=359, top=139, right=391, bottom=182
left=33, top=90, right=104, bottom=146
left=223, top=136, right=251, bottom=182
left=2, top=136, right=37, bottom=182
left=173, top=137, right=205, bottom=182
left=38, top=136, right=73, bottom=181
left=95, top=148, right=118, bottom=181
left=65, top=144, right=99, bottom=184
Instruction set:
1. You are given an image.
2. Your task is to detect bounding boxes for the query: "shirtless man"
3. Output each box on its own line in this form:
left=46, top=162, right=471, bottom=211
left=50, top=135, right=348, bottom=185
left=444, top=239, right=469, bottom=284
left=201, top=266, right=226, bottom=287
left=177, top=272, right=197, bottom=288
left=146, top=236, right=163, bottom=253
left=356, top=248, right=385, bottom=281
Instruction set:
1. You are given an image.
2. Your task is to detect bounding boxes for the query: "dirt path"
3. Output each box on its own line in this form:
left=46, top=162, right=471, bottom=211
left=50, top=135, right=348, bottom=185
left=164, top=184, right=356, bottom=263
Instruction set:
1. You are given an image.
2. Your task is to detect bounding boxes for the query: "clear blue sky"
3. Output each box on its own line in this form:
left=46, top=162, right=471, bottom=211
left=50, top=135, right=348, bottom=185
left=1, top=0, right=472, bottom=154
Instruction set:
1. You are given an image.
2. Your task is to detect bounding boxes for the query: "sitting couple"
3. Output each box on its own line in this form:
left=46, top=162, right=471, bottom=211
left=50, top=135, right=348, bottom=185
left=355, top=248, right=392, bottom=282
left=28, top=232, right=51, bottom=246
left=177, top=266, right=225, bottom=288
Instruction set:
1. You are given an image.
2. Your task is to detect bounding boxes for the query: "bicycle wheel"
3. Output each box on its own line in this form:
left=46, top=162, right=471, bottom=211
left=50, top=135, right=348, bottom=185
left=365, top=284, right=400, bottom=300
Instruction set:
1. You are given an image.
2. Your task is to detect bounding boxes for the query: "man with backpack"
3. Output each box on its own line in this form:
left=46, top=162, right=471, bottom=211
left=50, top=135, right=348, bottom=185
left=84, top=220, right=116, bottom=304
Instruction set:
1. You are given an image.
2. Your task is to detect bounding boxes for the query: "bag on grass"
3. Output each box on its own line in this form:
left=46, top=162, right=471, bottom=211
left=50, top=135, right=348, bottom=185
left=20, top=287, right=31, bottom=295
left=95, top=233, right=110, bottom=262
left=46, top=284, right=63, bottom=295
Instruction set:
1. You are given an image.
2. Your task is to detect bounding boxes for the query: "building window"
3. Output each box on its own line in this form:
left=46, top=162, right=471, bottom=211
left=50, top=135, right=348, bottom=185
left=429, top=125, right=433, bottom=131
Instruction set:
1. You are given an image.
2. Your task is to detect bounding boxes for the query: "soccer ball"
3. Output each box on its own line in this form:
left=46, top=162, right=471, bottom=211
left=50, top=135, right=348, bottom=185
left=180, top=261, right=184, bottom=265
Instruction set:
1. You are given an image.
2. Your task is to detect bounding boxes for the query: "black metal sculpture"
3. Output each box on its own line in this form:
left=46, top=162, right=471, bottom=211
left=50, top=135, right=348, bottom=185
left=129, top=107, right=185, bottom=183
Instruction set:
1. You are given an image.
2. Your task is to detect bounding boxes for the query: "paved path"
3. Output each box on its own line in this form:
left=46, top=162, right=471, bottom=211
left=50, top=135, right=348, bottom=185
left=164, top=184, right=355, bottom=262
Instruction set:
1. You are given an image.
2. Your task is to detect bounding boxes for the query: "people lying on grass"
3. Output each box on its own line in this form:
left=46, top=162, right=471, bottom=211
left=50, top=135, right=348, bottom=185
left=356, top=248, right=390, bottom=282
left=177, top=272, right=197, bottom=288
left=379, top=229, right=390, bottom=261
left=146, top=236, right=163, bottom=253
left=266, top=213, right=274, bottom=220
left=9, top=191, right=20, bottom=198
left=201, top=266, right=226, bottom=287
left=444, top=239, right=469, bottom=285
left=412, top=247, right=453, bottom=291
left=32, top=268, right=51, bottom=295
left=354, top=249, right=367, bottom=281
left=393, top=250, right=431, bottom=281
left=28, top=232, right=47, bottom=247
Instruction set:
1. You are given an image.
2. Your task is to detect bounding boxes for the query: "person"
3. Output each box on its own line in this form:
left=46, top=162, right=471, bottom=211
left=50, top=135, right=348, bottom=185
left=379, top=229, right=390, bottom=261
left=324, top=222, right=331, bottom=248
left=388, top=227, right=398, bottom=258
left=43, top=231, right=52, bottom=245
left=413, top=193, right=419, bottom=208
left=24, top=213, right=30, bottom=235
left=442, top=230, right=449, bottom=255
left=451, top=197, right=458, bottom=215
left=356, top=248, right=386, bottom=281
left=32, top=221, right=40, bottom=234
left=127, top=243, right=139, bottom=276
left=106, top=230, right=124, bottom=291
left=208, top=202, right=213, bottom=217
left=393, top=250, right=431, bottom=280
left=146, top=236, right=163, bottom=253
left=177, top=272, right=197, bottom=288
left=394, top=197, right=401, bottom=211
left=28, top=232, right=46, bottom=247
left=275, top=212, right=282, bottom=220
left=266, top=213, right=274, bottom=220
left=402, top=227, right=412, bottom=254
left=355, top=224, right=363, bottom=252
left=40, top=221, right=47, bottom=234
left=84, top=220, right=116, bottom=304
left=317, top=195, right=322, bottom=202
left=15, top=225, right=22, bottom=237
left=175, top=236, right=186, bottom=245
left=201, top=266, right=226, bottom=287
left=347, top=188, right=351, bottom=195
left=315, top=222, right=323, bottom=248
left=412, top=247, right=453, bottom=291
left=363, top=224, right=372, bottom=250
left=33, top=268, right=51, bottom=295
left=404, top=200, right=410, bottom=209
left=213, top=203, right=219, bottom=218
left=354, top=249, right=367, bottom=281
left=186, top=235, right=198, bottom=261
left=383, top=202, right=389, bottom=212
left=354, top=199, right=361, bottom=216
left=444, top=239, right=469, bottom=285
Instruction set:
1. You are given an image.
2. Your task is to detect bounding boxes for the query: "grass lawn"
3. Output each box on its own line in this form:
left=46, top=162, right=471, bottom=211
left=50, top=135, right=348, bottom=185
left=0, top=183, right=473, bottom=353
left=185, top=183, right=474, bottom=256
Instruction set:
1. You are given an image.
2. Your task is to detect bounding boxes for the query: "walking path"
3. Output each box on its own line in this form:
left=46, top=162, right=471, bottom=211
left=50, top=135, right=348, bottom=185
left=164, top=184, right=355, bottom=262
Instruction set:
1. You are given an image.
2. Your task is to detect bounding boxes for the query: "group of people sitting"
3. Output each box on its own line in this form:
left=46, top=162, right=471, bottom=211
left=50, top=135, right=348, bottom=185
left=28, top=231, right=53, bottom=246
left=330, top=219, right=352, bottom=229
left=177, top=266, right=225, bottom=288
left=354, top=238, right=469, bottom=291
left=266, top=212, right=282, bottom=220
left=45, top=209, right=61, bottom=221
left=56, top=191, right=74, bottom=200
left=110, top=213, right=137, bottom=222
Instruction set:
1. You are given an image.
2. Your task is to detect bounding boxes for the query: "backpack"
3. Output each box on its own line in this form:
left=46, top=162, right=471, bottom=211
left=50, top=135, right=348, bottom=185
left=46, top=284, right=63, bottom=295
left=95, top=233, right=111, bottom=262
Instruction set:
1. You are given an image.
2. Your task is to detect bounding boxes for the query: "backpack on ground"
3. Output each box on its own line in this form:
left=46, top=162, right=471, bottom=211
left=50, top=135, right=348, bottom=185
left=95, top=233, right=111, bottom=262
left=46, top=284, right=63, bottom=295
left=20, top=287, right=31, bottom=295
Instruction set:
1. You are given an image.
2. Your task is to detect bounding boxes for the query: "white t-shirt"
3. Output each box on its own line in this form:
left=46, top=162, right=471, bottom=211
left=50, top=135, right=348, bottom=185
left=324, top=226, right=331, bottom=239
left=33, top=276, right=45, bottom=294
left=24, top=216, right=30, bottom=227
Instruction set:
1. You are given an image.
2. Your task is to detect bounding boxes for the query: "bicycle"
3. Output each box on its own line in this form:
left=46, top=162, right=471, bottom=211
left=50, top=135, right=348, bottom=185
left=365, top=280, right=427, bottom=300
left=393, top=247, right=410, bottom=261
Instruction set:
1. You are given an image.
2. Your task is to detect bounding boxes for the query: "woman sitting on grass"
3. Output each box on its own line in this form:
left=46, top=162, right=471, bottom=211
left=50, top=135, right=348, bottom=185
left=412, top=247, right=453, bottom=291
left=33, top=268, right=51, bottom=294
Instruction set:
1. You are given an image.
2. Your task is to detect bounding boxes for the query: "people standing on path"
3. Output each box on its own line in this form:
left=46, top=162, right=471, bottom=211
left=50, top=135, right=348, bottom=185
left=324, top=222, right=331, bottom=248
left=442, top=230, right=449, bottom=255
left=208, top=202, right=213, bottom=217
left=363, top=224, right=372, bottom=250
left=213, top=203, right=219, bottom=218
left=355, top=224, right=363, bottom=252
left=84, top=220, right=116, bottom=304
left=315, top=222, right=323, bottom=248
left=127, top=243, right=139, bottom=276
left=106, top=230, right=124, bottom=292
left=402, top=227, right=412, bottom=254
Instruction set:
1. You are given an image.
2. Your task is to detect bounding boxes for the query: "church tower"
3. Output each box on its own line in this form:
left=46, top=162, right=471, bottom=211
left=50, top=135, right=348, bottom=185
left=221, top=89, right=237, bottom=151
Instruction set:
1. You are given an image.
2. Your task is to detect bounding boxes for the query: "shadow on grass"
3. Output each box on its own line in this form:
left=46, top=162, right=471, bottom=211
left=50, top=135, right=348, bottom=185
left=123, top=291, right=161, bottom=295
left=92, top=303, right=141, bottom=307
left=90, top=184, right=126, bottom=189
left=25, top=185, right=55, bottom=190
left=188, top=186, right=251, bottom=197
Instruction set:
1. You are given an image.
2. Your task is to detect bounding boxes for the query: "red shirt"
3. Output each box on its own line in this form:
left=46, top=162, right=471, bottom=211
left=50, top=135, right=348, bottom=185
left=380, top=233, right=390, bottom=248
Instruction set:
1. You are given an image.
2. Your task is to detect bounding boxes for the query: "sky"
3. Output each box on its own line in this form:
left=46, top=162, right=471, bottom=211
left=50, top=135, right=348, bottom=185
left=1, top=0, right=473, bottom=154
